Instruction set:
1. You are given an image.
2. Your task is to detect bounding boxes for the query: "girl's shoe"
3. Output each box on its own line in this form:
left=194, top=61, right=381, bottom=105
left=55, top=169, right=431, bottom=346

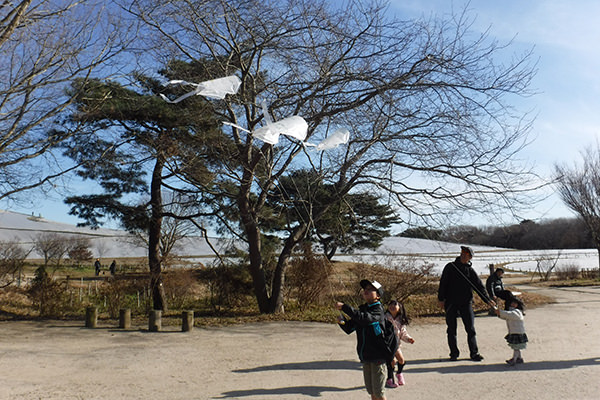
left=385, top=378, right=398, bottom=388
left=396, top=373, right=405, bottom=385
left=506, top=358, right=516, bottom=366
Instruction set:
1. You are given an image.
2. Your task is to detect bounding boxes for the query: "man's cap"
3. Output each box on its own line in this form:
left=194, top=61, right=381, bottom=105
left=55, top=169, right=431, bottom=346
left=460, top=246, right=474, bottom=256
left=360, top=279, right=384, bottom=296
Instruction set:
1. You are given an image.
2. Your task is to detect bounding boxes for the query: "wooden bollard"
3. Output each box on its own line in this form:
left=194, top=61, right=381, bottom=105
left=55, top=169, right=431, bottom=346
left=182, top=310, right=194, bottom=332
left=85, top=306, right=97, bottom=328
left=119, top=308, right=131, bottom=329
left=149, top=310, right=161, bottom=332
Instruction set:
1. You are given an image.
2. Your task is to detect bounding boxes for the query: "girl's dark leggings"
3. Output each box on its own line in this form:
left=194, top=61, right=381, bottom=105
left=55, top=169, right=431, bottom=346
left=386, top=360, right=405, bottom=379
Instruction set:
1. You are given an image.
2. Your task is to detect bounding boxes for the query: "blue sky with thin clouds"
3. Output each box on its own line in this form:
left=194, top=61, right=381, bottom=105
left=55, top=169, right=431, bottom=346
left=391, top=0, right=600, bottom=221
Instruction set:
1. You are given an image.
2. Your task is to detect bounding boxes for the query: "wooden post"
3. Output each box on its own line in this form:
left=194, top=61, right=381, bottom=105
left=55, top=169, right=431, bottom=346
left=85, top=306, right=97, bottom=328
left=119, top=308, right=131, bottom=329
left=182, top=310, right=194, bottom=332
left=149, top=310, right=161, bottom=332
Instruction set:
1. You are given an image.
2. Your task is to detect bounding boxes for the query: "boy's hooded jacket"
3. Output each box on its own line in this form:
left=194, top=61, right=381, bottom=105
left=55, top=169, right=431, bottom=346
left=339, top=301, right=388, bottom=362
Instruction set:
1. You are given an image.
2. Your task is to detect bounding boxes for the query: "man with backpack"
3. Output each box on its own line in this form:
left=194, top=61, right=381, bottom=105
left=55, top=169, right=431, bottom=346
left=438, top=246, right=496, bottom=362
left=336, top=279, right=397, bottom=400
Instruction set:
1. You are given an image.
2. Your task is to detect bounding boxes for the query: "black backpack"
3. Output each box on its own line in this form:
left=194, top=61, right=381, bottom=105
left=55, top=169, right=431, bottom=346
left=378, top=316, right=399, bottom=362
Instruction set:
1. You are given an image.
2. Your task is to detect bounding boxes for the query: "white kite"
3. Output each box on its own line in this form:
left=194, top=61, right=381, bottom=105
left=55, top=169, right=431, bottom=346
left=305, top=128, right=350, bottom=151
left=160, top=75, right=241, bottom=103
left=223, top=100, right=308, bottom=145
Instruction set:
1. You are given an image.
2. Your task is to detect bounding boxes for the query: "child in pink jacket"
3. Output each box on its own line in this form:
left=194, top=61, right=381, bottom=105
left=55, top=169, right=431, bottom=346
left=384, top=300, right=415, bottom=388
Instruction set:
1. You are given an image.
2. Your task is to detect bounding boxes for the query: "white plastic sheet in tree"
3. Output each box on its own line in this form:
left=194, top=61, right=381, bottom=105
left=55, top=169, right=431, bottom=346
left=315, top=128, right=350, bottom=150
left=253, top=116, right=308, bottom=144
left=160, top=75, right=241, bottom=103
left=304, top=128, right=350, bottom=150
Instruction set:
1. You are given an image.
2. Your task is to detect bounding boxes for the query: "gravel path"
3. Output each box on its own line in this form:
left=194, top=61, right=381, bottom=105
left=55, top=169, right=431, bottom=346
left=1, top=284, right=599, bottom=399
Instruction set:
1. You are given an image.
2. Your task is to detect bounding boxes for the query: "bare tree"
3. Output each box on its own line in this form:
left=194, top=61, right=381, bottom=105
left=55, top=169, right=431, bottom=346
left=0, top=1, right=130, bottom=203
left=0, top=239, right=30, bottom=287
left=124, top=0, right=539, bottom=313
left=532, top=250, right=562, bottom=282
left=67, top=237, right=93, bottom=268
left=555, top=144, right=600, bottom=275
left=124, top=192, right=198, bottom=267
left=32, top=232, right=69, bottom=272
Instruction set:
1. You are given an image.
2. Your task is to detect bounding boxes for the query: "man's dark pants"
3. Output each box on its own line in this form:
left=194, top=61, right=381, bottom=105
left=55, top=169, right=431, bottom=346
left=444, top=302, right=478, bottom=358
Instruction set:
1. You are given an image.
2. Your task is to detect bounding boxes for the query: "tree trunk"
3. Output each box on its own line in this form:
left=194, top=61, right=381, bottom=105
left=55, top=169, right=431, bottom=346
left=325, top=243, right=337, bottom=261
left=149, top=156, right=166, bottom=311
left=269, top=224, right=309, bottom=313
left=238, top=190, right=270, bottom=313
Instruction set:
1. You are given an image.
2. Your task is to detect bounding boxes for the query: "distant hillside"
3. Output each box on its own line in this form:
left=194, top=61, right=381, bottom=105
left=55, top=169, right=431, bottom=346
left=0, top=209, right=228, bottom=260
left=0, top=209, right=509, bottom=271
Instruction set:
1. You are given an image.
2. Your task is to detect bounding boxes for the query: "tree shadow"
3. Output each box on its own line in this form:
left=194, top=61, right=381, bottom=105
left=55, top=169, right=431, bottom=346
left=215, top=385, right=363, bottom=398
left=233, top=359, right=361, bottom=373
left=406, top=357, right=600, bottom=373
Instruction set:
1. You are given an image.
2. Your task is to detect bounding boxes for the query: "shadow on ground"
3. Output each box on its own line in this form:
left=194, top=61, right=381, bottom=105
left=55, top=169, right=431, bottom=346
left=216, top=385, right=363, bottom=398
left=407, top=357, right=600, bottom=373
left=234, top=359, right=361, bottom=373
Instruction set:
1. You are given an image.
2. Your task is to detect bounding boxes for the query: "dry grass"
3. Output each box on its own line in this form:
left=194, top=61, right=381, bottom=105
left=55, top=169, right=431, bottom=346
left=0, top=260, right=562, bottom=326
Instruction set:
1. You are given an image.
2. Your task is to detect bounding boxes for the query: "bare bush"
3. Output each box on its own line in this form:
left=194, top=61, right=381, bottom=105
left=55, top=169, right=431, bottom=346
left=163, top=269, right=200, bottom=310
left=555, top=264, right=581, bottom=280
left=349, top=257, right=436, bottom=303
left=286, top=244, right=333, bottom=310
left=197, top=263, right=253, bottom=310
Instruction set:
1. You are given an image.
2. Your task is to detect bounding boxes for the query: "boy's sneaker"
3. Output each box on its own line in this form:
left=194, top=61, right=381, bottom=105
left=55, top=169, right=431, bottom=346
left=506, top=358, right=516, bottom=366
left=516, top=357, right=524, bottom=364
left=396, top=373, right=405, bottom=386
left=385, top=378, right=398, bottom=388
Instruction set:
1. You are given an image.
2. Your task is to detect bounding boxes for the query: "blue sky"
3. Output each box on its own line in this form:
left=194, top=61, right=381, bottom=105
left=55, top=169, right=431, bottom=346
left=391, top=0, right=600, bottom=222
left=3, top=0, right=598, bottom=227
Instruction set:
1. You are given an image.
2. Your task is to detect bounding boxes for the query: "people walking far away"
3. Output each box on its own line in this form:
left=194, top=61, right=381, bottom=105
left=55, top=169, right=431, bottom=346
left=438, top=246, right=496, bottom=361
left=495, top=295, right=528, bottom=366
left=336, top=279, right=389, bottom=400
left=486, top=267, right=512, bottom=303
left=94, top=258, right=101, bottom=276
left=109, top=260, right=117, bottom=275
left=384, top=300, right=414, bottom=388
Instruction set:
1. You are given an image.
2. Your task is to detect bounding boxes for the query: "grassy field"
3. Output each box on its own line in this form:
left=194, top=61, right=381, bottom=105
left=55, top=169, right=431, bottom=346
left=3, top=258, right=583, bottom=327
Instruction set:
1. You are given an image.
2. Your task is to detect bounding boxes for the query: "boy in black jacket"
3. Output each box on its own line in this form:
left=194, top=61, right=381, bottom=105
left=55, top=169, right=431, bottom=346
left=336, top=279, right=389, bottom=400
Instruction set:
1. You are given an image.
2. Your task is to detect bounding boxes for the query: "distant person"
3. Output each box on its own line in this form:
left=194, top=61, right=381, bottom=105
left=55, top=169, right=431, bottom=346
left=94, top=259, right=101, bottom=276
left=438, top=246, right=495, bottom=361
left=336, top=279, right=390, bottom=400
left=384, top=300, right=414, bottom=388
left=495, top=295, right=528, bottom=366
left=109, top=260, right=116, bottom=275
left=486, top=267, right=512, bottom=303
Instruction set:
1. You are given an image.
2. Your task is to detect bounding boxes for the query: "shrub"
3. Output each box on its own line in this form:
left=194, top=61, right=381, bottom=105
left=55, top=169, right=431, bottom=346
left=27, top=266, right=73, bottom=318
left=286, top=244, right=333, bottom=310
left=95, top=275, right=157, bottom=317
left=163, top=269, right=200, bottom=310
left=348, top=257, right=436, bottom=304
left=197, top=262, right=253, bottom=310
left=556, top=263, right=581, bottom=280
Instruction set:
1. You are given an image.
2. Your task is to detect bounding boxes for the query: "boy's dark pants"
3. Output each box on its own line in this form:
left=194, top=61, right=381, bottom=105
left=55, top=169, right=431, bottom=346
left=445, top=302, right=478, bottom=358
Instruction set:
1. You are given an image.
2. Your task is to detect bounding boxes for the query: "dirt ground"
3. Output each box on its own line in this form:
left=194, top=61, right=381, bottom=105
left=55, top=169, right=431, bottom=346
left=1, top=283, right=599, bottom=400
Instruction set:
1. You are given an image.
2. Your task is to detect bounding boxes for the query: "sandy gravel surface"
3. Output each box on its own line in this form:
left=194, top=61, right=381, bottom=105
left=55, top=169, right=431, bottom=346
left=1, top=284, right=599, bottom=400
